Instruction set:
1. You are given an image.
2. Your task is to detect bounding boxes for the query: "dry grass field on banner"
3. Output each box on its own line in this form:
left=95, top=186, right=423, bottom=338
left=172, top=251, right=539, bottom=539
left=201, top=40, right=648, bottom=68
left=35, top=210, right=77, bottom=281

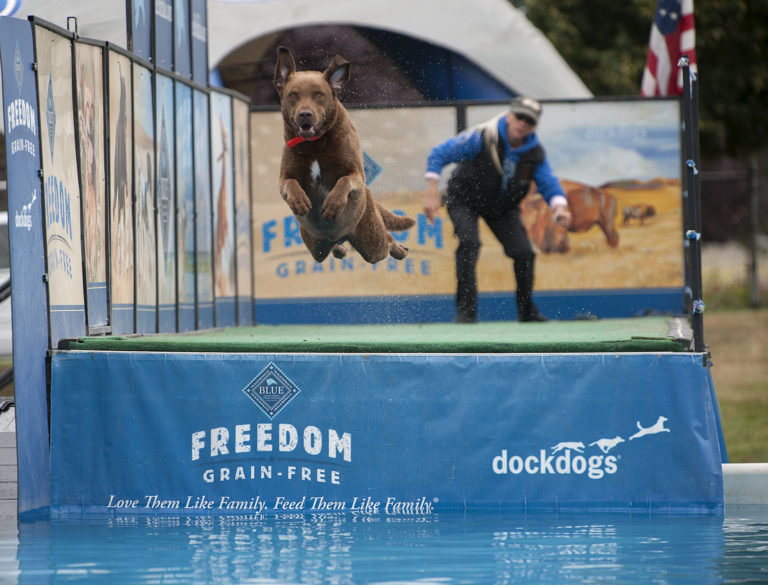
left=253, top=183, right=683, bottom=298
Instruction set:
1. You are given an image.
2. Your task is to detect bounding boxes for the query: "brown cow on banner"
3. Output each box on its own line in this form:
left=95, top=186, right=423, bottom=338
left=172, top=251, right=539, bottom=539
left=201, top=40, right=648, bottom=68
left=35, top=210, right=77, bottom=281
left=521, top=179, right=620, bottom=253
left=560, top=179, right=620, bottom=248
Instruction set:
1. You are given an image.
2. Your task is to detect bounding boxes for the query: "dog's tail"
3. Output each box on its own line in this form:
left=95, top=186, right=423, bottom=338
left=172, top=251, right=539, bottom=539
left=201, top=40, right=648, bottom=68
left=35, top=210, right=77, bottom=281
left=377, top=202, right=415, bottom=232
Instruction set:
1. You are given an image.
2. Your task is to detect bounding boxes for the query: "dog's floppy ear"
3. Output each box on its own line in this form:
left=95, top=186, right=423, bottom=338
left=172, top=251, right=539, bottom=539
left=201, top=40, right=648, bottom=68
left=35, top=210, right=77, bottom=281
left=323, top=55, right=350, bottom=94
left=274, top=46, right=296, bottom=97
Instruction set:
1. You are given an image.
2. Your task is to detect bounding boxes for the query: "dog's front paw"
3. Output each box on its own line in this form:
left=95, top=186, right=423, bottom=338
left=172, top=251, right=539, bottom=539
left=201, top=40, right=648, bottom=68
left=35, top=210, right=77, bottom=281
left=321, top=194, right=346, bottom=220
left=284, top=191, right=311, bottom=216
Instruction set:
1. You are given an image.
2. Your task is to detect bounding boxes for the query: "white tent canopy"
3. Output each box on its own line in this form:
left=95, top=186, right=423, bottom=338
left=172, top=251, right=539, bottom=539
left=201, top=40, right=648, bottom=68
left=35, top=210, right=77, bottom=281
left=11, top=0, right=592, bottom=99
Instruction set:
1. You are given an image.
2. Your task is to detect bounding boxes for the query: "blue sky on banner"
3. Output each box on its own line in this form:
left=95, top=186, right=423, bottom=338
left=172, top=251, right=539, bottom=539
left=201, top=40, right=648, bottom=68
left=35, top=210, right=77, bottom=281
left=538, top=101, right=680, bottom=186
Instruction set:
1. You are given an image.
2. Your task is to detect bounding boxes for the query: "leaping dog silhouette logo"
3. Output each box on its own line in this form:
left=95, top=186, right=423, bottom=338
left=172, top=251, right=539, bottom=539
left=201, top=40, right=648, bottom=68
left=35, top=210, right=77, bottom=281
left=629, top=416, right=670, bottom=441
left=589, top=436, right=625, bottom=454
left=550, top=442, right=585, bottom=454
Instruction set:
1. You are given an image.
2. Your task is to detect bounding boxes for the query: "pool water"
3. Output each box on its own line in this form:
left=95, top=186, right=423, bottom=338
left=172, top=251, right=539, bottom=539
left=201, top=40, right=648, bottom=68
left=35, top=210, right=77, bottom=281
left=0, top=509, right=766, bottom=584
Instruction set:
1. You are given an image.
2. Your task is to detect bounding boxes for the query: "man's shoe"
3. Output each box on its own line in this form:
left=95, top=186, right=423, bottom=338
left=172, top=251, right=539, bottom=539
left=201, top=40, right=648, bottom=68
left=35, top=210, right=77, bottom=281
left=518, top=310, right=548, bottom=323
left=454, top=312, right=477, bottom=324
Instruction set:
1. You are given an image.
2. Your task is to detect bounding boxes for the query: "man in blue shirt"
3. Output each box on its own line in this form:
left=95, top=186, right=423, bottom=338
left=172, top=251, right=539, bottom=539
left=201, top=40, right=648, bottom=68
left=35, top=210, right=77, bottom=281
left=424, top=97, right=571, bottom=323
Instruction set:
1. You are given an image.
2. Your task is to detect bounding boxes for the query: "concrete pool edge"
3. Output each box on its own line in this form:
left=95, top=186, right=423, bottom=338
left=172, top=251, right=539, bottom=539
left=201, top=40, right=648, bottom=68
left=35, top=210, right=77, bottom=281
left=723, top=463, right=768, bottom=506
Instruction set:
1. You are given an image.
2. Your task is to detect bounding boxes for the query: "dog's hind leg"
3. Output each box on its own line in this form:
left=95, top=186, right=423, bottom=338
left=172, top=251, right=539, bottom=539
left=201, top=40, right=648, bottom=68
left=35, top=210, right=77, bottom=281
left=377, top=202, right=415, bottom=231
left=349, top=230, right=409, bottom=263
left=388, top=239, right=409, bottom=260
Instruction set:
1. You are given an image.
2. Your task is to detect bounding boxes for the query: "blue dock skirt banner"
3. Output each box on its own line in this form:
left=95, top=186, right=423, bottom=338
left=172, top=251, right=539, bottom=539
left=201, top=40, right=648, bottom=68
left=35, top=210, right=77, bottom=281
left=50, top=352, right=724, bottom=515
left=1, top=15, right=51, bottom=517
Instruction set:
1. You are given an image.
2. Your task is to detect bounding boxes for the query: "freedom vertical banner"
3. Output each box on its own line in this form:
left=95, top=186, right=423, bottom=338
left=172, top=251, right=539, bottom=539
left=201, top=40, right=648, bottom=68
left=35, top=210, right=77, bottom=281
left=175, top=81, right=195, bottom=331
left=33, top=23, right=86, bottom=344
left=211, top=91, right=236, bottom=326
left=154, top=0, right=173, bottom=70
left=0, top=15, right=50, bottom=516
left=190, top=0, right=207, bottom=84
left=108, top=48, right=135, bottom=334
left=156, top=73, right=176, bottom=332
left=173, top=0, right=191, bottom=78
left=130, top=0, right=152, bottom=62
left=233, top=97, right=253, bottom=325
left=193, top=88, right=213, bottom=328
left=133, top=62, right=157, bottom=334
left=74, top=40, right=109, bottom=332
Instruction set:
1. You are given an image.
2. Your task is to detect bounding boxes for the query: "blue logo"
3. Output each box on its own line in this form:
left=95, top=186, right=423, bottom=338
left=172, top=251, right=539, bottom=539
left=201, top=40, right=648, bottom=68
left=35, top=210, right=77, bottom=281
left=363, top=150, right=382, bottom=186
left=242, top=362, right=301, bottom=419
left=0, top=0, right=21, bottom=17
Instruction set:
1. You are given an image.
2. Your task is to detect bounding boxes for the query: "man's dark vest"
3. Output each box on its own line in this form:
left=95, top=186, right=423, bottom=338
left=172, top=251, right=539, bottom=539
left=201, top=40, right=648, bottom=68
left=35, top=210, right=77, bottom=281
left=446, top=126, right=544, bottom=215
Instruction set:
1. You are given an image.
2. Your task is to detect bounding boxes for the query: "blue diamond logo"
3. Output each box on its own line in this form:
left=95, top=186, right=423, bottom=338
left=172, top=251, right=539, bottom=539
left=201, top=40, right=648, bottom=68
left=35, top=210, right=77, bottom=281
left=243, top=362, right=301, bottom=419
left=363, top=150, right=382, bottom=186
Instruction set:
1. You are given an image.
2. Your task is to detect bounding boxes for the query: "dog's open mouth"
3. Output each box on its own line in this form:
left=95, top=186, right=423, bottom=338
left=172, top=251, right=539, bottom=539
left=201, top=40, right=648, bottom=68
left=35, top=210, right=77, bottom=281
left=296, top=123, right=317, bottom=139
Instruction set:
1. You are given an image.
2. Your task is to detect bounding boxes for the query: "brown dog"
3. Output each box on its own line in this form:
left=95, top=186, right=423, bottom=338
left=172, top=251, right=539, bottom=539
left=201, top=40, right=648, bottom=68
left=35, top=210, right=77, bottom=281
left=274, top=47, right=415, bottom=264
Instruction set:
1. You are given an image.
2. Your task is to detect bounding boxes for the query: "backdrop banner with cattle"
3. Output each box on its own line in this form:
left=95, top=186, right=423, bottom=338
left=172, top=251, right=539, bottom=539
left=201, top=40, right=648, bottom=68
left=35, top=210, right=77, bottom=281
left=0, top=13, right=721, bottom=518
left=249, top=99, right=683, bottom=324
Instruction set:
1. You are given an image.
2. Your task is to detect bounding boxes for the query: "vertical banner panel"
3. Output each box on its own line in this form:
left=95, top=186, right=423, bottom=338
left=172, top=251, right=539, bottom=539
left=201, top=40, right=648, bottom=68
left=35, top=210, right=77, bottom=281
left=108, top=49, right=134, bottom=334
left=154, top=0, right=173, bottom=70
left=173, top=0, right=191, bottom=78
left=74, top=41, right=109, bottom=332
left=193, top=88, right=213, bottom=328
left=249, top=110, right=283, bottom=320
left=190, top=0, right=207, bottom=84
left=211, top=91, right=235, bottom=326
left=133, top=63, right=157, bottom=334
left=130, top=0, right=152, bottom=62
left=50, top=352, right=724, bottom=515
left=34, top=25, right=86, bottom=345
left=1, top=16, right=51, bottom=516
left=175, top=81, right=195, bottom=331
left=233, top=98, right=253, bottom=325
left=156, top=74, right=176, bottom=332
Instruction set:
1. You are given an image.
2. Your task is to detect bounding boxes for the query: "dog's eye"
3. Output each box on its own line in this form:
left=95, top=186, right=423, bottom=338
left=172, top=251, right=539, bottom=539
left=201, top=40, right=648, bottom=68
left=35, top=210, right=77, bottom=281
left=314, top=91, right=325, bottom=100
left=287, top=91, right=298, bottom=100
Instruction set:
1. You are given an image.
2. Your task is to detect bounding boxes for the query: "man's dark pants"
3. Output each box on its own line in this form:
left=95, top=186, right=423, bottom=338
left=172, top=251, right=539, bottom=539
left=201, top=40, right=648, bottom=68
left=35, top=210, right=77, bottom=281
left=447, top=199, right=536, bottom=322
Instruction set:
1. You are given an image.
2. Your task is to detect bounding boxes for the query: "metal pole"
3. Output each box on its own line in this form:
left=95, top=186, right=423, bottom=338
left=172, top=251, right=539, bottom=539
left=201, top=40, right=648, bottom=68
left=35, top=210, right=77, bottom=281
left=749, top=157, right=760, bottom=308
left=680, top=56, right=705, bottom=353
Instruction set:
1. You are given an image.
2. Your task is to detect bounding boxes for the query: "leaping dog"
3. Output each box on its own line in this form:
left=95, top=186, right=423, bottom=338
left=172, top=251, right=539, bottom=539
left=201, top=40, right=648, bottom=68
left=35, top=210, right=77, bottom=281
left=274, top=47, right=414, bottom=264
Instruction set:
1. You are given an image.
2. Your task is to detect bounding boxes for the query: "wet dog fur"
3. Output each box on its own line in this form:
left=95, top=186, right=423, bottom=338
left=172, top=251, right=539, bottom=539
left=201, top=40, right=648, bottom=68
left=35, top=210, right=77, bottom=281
left=274, top=46, right=415, bottom=264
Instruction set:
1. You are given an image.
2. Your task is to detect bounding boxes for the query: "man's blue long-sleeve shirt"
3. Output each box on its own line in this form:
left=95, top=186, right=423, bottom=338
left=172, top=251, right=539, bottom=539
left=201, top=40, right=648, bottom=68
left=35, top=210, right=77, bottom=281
left=426, top=114, right=566, bottom=205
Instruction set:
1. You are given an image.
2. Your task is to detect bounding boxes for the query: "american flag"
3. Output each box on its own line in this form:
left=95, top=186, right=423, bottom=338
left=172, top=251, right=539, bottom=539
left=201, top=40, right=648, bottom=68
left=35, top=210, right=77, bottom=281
left=641, top=0, right=696, bottom=96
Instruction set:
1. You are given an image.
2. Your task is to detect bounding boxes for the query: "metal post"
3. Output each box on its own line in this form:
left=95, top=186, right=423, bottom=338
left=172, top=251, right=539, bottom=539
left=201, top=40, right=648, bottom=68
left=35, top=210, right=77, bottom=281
left=680, top=56, right=705, bottom=353
left=749, top=157, right=760, bottom=308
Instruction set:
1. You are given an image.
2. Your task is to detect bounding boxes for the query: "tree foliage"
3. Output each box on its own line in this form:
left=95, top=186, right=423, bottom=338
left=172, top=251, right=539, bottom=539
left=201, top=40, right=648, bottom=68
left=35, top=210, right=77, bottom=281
left=510, top=0, right=768, bottom=158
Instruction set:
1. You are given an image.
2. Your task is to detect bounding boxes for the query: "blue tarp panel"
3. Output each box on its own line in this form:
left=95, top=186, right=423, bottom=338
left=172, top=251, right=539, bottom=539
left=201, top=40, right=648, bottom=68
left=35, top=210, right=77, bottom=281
left=50, top=351, right=723, bottom=515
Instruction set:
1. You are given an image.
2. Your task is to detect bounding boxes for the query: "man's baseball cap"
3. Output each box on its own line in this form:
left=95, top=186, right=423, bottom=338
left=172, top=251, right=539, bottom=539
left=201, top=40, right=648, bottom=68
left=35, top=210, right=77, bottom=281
left=509, top=96, right=542, bottom=125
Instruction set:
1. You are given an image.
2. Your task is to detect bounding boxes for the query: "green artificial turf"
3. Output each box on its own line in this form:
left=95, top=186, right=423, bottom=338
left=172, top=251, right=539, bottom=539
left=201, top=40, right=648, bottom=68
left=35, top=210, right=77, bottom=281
left=65, top=317, right=686, bottom=354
